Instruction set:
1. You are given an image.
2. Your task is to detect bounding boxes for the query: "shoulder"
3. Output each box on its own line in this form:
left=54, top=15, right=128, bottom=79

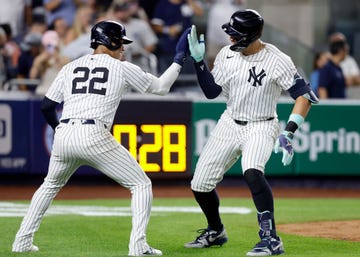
left=318, top=61, right=333, bottom=74
left=120, top=60, right=147, bottom=75
left=62, top=54, right=89, bottom=67
left=216, top=45, right=232, bottom=58
left=264, top=43, right=293, bottom=64
left=341, top=55, right=360, bottom=68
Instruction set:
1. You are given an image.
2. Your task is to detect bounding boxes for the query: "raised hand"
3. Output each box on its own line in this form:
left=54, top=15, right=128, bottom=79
left=187, top=25, right=205, bottom=62
left=173, top=27, right=191, bottom=66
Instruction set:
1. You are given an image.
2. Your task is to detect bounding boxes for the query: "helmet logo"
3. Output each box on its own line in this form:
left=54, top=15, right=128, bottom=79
left=230, top=18, right=234, bottom=26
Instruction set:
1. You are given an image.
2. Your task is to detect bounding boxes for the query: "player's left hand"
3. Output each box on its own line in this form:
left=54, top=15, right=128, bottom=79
left=274, top=131, right=294, bottom=166
left=173, top=27, right=191, bottom=66
left=187, top=25, right=205, bottom=62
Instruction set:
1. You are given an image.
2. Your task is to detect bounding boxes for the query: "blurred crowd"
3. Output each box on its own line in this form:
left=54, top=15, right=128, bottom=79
left=310, top=32, right=360, bottom=99
left=0, top=0, right=209, bottom=94
left=0, top=0, right=359, bottom=98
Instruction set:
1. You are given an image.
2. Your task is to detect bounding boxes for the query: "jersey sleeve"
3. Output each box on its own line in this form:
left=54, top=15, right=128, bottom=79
left=45, top=66, right=66, bottom=103
left=274, top=52, right=298, bottom=91
left=122, top=61, right=153, bottom=93
left=212, top=47, right=229, bottom=98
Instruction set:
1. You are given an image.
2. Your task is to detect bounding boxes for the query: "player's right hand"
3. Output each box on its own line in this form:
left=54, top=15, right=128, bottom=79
left=187, top=25, right=205, bottom=62
left=274, top=131, right=294, bottom=166
left=173, top=27, right=191, bottom=66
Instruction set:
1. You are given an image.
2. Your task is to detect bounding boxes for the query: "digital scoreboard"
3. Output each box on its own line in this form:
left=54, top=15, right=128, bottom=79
left=112, top=99, right=192, bottom=177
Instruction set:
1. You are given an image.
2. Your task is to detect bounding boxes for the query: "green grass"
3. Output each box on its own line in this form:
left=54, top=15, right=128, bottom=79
left=1, top=198, right=360, bottom=257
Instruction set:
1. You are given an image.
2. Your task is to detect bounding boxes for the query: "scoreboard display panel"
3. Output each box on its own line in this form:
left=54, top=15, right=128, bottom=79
left=112, top=100, right=192, bottom=178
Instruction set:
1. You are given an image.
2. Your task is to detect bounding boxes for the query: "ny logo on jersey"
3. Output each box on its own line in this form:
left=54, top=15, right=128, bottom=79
left=248, top=66, right=266, bottom=87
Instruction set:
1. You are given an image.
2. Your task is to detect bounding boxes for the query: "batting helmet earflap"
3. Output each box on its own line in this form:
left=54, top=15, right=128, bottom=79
left=90, top=20, right=133, bottom=51
left=222, top=9, right=264, bottom=52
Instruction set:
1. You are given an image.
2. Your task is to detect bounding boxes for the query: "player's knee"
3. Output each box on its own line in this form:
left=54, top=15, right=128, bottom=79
left=243, top=168, right=267, bottom=194
left=41, top=179, right=65, bottom=194
left=190, top=179, right=216, bottom=192
left=129, top=181, right=152, bottom=194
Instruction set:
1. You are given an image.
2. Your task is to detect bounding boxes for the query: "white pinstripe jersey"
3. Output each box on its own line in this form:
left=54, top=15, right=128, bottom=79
left=212, top=43, right=297, bottom=121
left=45, top=54, right=153, bottom=124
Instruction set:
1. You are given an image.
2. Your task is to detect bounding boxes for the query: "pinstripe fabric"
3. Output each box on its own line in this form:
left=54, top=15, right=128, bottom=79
left=191, top=42, right=294, bottom=192
left=13, top=54, right=157, bottom=255
left=212, top=43, right=297, bottom=121
left=191, top=110, right=280, bottom=192
left=46, top=54, right=153, bottom=125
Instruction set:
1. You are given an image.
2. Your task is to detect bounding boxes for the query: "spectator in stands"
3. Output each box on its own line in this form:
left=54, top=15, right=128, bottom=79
left=318, top=40, right=347, bottom=99
left=93, top=0, right=113, bottom=14
left=151, top=0, right=203, bottom=74
left=329, top=32, right=360, bottom=88
left=309, top=49, right=330, bottom=97
left=59, top=0, right=98, bottom=61
left=43, top=0, right=77, bottom=28
left=29, top=7, right=48, bottom=33
left=25, top=7, right=48, bottom=40
left=0, top=27, right=7, bottom=88
left=138, top=0, right=160, bottom=20
left=0, top=24, right=21, bottom=81
left=49, top=17, right=70, bottom=51
left=64, top=5, right=94, bottom=45
left=108, top=0, right=158, bottom=72
left=206, top=0, right=246, bottom=69
left=17, top=32, right=42, bottom=91
left=125, top=0, right=151, bottom=23
left=29, top=30, right=70, bottom=95
left=0, top=1, right=31, bottom=39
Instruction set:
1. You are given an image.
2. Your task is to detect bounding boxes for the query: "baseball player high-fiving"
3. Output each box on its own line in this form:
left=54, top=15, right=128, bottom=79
left=184, top=10, right=318, bottom=256
left=12, top=20, right=190, bottom=256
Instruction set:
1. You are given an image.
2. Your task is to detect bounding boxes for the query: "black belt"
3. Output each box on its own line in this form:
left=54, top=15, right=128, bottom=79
left=60, top=119, right=95, bottom=125
left=234, top=117, right=274, bottom=126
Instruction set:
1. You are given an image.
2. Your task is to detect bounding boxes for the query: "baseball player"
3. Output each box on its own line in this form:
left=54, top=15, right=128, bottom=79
left=12, top=20, right=190, bottom=256
left=184, top=9, right=318, bottom=256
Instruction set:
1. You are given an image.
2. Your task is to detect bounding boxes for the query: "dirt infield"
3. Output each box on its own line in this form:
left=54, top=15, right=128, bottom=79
left=0, top=184, right=359, bottom=242
left=1, top=184, right=360, bottom=200
left=278, top=220, right=360, bottom=242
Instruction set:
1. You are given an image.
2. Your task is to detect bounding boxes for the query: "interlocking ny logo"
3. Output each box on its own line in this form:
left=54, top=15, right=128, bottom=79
left=248, top=66, right=266, bottom=87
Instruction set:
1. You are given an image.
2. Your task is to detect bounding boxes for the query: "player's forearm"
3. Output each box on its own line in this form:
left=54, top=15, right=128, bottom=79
left=147, top=63, right=181, bottom=95
left=284, top=96, right=311, bottom=134
left=291, top=96, right=311, bottom=118
left=40, top=97, right=59, bottom=130
left=194, top=60, right=222, bottom=99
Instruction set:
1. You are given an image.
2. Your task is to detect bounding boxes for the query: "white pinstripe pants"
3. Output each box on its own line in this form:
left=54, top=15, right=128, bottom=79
left=191, top=110, right=280, bottom=192
left=13, top=120, right=153, bottom=255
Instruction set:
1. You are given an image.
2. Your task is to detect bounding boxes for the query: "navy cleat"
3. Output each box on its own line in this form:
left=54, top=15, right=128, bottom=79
left=184, top=228, right=228, bottom=248
left=246, top=236, right=284, bottom=256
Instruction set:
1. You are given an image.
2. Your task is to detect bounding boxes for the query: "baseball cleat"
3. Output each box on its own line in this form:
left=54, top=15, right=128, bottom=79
left=141, top=247, right=162, bottom=256
left=12, top=244, right=39, bottom=253
left=246, top=236, right=284, bottom=256
left=184, top=228, right=228, bottom=248
left=129, top=247, right=163, bottom=256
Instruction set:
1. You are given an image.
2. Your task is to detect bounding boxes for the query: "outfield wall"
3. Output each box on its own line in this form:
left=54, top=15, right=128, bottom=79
left=0, top=92, right=359, bottom=178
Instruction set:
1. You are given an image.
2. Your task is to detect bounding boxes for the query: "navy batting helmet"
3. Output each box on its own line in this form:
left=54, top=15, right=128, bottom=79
left=222, top=9, right=264, bottom=52
left=90, top=20, right=133, bottom=51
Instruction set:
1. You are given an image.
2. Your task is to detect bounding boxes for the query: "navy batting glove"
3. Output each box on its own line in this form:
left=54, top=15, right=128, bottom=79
left=173, top=27, right=191, bottom=66
left=274, top=131, right=294, bottom=166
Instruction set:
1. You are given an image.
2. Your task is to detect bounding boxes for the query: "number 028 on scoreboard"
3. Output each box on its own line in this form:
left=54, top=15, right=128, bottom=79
left=113, top=124, right=187, bottom=172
